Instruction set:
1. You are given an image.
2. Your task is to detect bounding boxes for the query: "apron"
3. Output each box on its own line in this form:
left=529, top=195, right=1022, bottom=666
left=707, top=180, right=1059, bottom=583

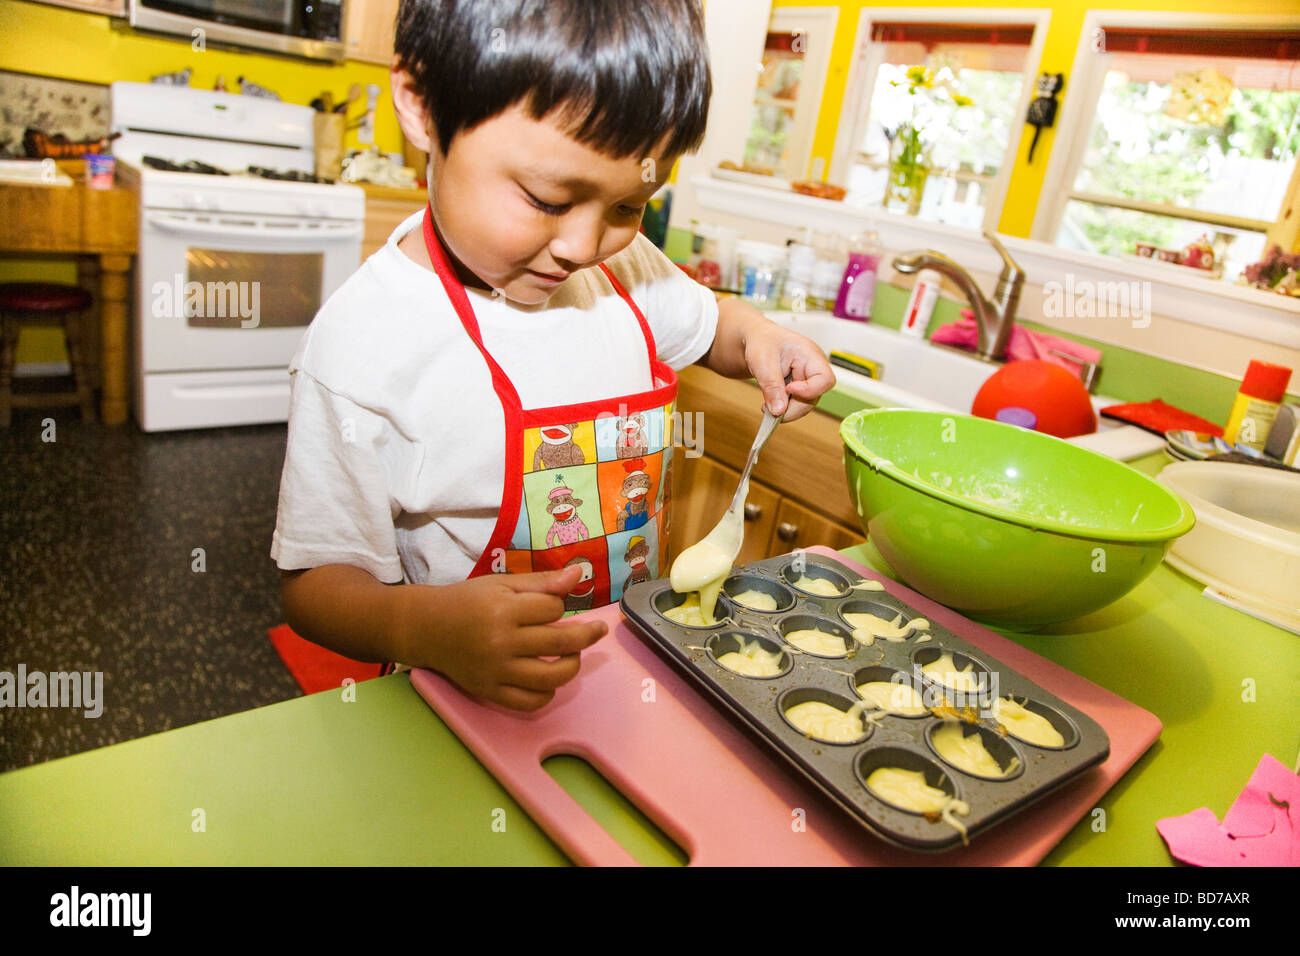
left=422, top=204, right=678, bottom=614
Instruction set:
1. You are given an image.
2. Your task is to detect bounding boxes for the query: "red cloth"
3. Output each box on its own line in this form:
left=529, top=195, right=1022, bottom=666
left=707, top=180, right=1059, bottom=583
left=268, top=624, right=386, bottom=696
left=1099, top=399, right=1223, bottom=437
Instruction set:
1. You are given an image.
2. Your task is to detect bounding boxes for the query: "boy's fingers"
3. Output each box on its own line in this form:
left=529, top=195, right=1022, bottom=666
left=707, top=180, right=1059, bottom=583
left=499, top=564, right=584, bottom=597
left=492, top=684, right=557, bottom=712
left=508, top=589, right=587, bottom=626
left=501, top=653, right=583, bottom=692
left=513, top=619, right=607, bottom=657
left=780, top=396, right=817, bottom=423
left=747, top=349, right=789, bottom=415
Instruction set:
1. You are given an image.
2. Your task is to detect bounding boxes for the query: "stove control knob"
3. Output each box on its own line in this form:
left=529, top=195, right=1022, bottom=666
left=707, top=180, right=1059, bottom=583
left=184, top=193, right=212, bottom=211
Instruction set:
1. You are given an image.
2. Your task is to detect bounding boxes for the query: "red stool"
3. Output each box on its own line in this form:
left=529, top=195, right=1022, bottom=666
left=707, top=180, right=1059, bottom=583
left=0, top=282, right=96, bottom=426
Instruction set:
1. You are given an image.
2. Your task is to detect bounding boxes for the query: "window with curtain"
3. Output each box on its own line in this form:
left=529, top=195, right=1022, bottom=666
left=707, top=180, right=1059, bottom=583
left=1055, top=27, right=1300, bottom=283
left=848, top=21, right=1035, bottom=229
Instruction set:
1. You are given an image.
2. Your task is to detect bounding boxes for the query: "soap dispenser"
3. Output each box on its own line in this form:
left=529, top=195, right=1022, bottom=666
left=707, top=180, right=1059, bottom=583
left=833, top=231, right=881, bottom=321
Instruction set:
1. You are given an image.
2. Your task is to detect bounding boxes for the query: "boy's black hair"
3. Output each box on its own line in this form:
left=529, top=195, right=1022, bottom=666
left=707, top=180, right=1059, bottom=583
left=395, top=0, right=711, bottom=160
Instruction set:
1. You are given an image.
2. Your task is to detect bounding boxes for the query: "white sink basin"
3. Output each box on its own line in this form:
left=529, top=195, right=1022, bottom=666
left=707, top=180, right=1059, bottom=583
left=766, top=310, right=1166, bottom=461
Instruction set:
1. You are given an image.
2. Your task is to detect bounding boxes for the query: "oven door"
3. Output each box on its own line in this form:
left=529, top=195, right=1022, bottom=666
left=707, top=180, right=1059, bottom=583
left=139, top=209, right=362, bottom=373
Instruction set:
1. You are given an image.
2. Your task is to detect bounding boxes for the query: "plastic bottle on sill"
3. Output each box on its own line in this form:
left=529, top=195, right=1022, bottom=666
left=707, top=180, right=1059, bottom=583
left=899, top=269, right=941, bottom=338
left=801, top=230, right=837, bottom=310
left=833, top=231, right=880, bottom=321
left=782, top=236, right=816, bottom=312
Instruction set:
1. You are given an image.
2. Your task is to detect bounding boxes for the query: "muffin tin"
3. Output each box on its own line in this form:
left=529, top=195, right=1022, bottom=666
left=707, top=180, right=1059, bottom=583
left=620, top=553, right=1110, bottom=851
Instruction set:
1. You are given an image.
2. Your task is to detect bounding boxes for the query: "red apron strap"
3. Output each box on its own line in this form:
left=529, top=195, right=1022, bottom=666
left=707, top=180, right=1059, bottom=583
left=598, top=263, right=660, bottom=367
left=422, top=204, right=523, bottom=413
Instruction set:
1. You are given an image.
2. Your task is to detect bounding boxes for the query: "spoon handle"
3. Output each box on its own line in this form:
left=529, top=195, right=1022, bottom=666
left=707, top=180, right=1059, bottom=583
left=728, top=407, right=782, bottom=513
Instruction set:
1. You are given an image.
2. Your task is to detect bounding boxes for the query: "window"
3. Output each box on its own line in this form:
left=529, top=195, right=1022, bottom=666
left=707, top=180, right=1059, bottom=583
left=744, top=32, right=806, bottom=175
left=1040, top=21, right=1300, bottom=284
left=740, top=7, right=837, bottom=182
left=834, top=15, right=1043, bottom=230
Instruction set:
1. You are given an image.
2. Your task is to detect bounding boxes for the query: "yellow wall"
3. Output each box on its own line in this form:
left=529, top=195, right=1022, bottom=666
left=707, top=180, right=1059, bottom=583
left=775, top=0, right=1295, bottom=237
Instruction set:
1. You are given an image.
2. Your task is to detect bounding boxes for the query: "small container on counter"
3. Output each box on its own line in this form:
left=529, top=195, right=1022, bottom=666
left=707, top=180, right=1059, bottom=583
left=833, top=230, right=880, bottom=321
left=781, top=240, right=816, bottom=311
left=809, top=258, right=844, bottom=310
left=84, top=153, right=115, bottom=189
left=1222, top=360, right=1293, bottom=450
left=736, top=239, right=786, bottom=307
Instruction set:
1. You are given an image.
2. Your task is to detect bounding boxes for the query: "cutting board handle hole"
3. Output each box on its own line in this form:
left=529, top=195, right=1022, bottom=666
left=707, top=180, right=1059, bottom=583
left=542, top=754, right=690, bottom=866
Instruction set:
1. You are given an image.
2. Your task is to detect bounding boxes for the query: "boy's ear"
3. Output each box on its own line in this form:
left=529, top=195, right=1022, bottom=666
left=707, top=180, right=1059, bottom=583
left=390, top=62, right=435, bottom=154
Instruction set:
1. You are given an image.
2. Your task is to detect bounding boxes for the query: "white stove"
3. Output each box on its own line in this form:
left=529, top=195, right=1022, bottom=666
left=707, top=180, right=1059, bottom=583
left=111, top=81, right=365, bottom=431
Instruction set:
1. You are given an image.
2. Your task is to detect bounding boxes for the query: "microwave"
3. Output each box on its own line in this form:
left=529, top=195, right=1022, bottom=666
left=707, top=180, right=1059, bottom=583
left=130, top=0, right=346, bottom=62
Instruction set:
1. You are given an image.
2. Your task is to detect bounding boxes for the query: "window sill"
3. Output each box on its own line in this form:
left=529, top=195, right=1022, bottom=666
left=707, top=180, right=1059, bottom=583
left=691, top=174, right=1300, bottom=349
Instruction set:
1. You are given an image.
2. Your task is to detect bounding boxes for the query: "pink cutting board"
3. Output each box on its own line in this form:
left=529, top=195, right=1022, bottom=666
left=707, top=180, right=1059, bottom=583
left=409, top=547, right=1162, bottom=865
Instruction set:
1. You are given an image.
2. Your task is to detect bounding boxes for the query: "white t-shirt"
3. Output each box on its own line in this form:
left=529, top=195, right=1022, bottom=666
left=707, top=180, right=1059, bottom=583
left=271, top=208, right=718, bottom=586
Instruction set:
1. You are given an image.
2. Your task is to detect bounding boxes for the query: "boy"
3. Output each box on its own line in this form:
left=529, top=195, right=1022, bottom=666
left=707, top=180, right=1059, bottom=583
left=273, top=0, right=835, bottom=711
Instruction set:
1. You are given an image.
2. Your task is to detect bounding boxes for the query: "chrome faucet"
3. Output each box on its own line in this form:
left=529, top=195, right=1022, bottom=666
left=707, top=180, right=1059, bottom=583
left=893, top=232, right=1026, bottom=362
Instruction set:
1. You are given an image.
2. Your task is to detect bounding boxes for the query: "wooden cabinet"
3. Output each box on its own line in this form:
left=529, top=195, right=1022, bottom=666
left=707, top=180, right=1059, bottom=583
left=667, top=365, right=864, bottom=562
left=345, top=0, right=400, bottom=64
left=668, top=453, right=781, bottom=566
left=359, top=184, right=426, bottom=259
left=30, top=0, right=125, bottom=15
left=771, top=498, right=863, bottom=554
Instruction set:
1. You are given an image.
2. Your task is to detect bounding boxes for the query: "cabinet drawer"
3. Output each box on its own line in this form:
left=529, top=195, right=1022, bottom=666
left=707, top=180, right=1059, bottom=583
left=770, top=498, right=863, bottom=554
left=668, top=452, right=781, bottom=566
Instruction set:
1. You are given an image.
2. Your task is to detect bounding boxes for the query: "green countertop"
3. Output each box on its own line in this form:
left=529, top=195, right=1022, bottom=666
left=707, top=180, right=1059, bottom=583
left=1, top=454, right=1296, bottom=866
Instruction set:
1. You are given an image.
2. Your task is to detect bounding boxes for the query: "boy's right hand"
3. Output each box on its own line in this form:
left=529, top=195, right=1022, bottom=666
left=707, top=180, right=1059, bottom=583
left=402, top=565, right=607, bottom=712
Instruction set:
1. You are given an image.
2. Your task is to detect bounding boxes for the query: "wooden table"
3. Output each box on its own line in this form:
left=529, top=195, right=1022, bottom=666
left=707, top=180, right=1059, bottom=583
left=0, top=158, right=137, bottom=425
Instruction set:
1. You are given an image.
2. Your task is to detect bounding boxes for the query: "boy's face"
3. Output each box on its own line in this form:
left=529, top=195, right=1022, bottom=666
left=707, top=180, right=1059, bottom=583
left=394, top=78, right=672, bottom=305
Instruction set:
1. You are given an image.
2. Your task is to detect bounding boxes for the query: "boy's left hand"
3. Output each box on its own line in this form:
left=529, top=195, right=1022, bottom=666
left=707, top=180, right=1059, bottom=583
left=701, top=297, right=836, bottom=423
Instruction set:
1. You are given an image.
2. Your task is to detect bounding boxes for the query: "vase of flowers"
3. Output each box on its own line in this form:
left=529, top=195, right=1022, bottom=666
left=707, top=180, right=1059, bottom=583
left=882, top=65, right=972, bottom=216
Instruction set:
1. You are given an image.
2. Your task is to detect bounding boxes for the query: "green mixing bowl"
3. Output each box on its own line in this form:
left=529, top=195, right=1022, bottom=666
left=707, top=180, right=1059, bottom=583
left=840, top=409, right=1195, bottom=630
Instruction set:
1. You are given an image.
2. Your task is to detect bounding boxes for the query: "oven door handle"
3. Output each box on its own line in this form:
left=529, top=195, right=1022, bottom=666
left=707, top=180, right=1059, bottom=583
left=144, top=211, right=364, bottom=242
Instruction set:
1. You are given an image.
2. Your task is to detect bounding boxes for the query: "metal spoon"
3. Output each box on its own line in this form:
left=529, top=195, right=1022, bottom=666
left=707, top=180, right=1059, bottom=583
left=670, top=404, right=783, bottom=594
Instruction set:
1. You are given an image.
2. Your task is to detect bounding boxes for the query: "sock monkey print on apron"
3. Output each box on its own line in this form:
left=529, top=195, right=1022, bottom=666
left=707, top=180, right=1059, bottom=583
left=422, top=205, right=678, bottom=613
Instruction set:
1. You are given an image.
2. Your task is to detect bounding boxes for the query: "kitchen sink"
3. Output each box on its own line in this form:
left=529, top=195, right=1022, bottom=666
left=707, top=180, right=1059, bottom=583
left=766, top=310, right=1166, bottom=461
